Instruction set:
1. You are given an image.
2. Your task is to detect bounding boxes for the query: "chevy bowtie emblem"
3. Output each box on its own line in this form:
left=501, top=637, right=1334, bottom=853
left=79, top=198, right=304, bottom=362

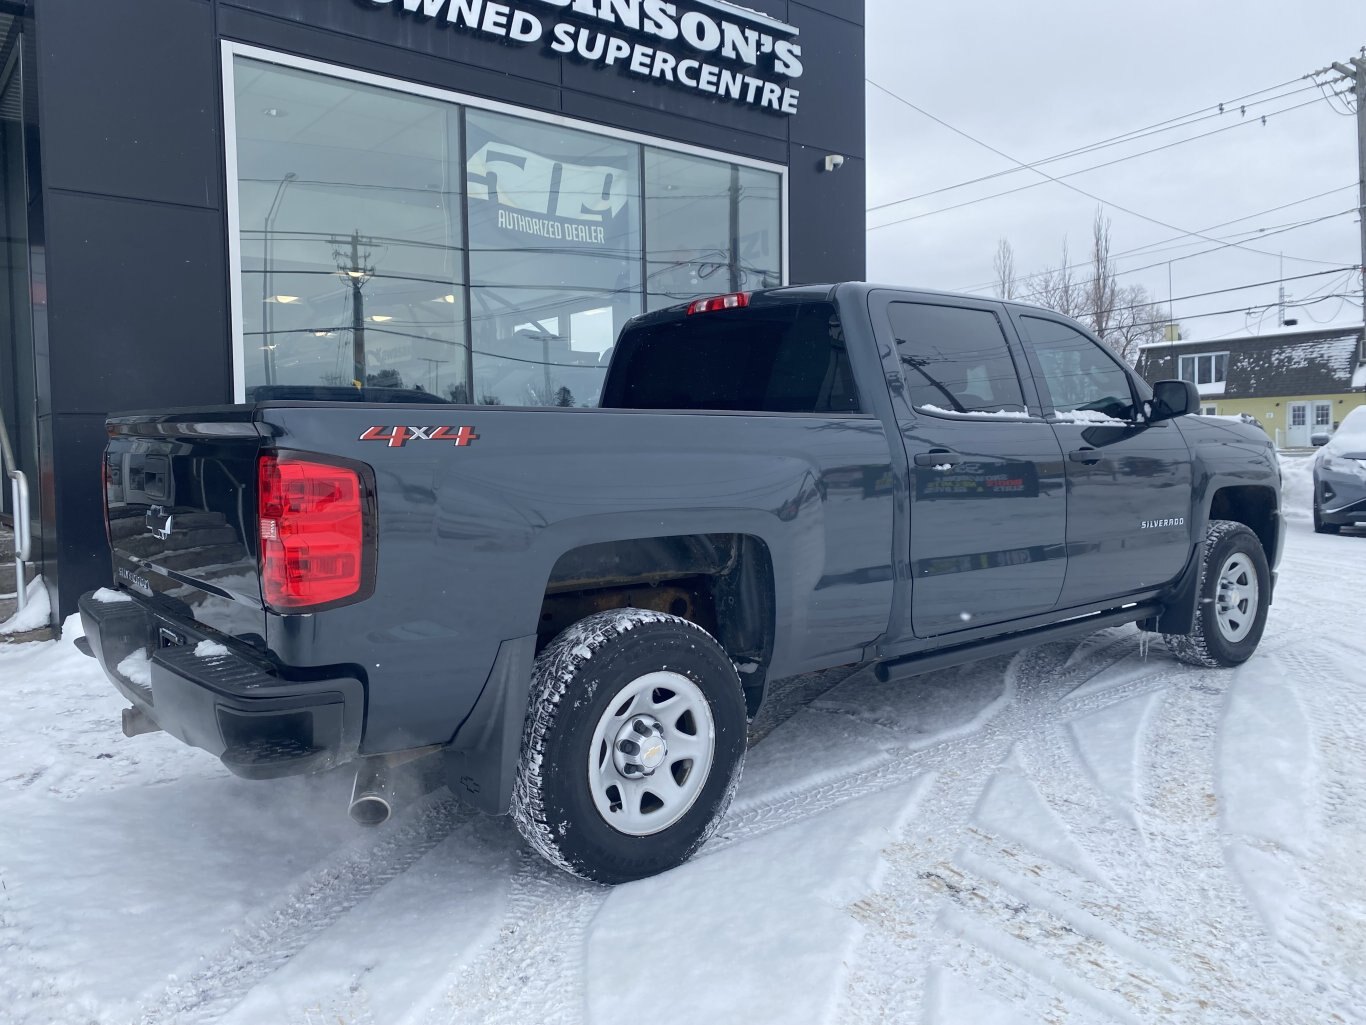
left=359, top=425, right=479, bottom=449
left=146, top=505, right=175, bottom=540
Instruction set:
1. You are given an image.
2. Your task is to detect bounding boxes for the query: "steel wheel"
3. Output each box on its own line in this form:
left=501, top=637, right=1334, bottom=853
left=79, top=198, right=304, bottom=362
left=587, top=670, right=715, bottom=836
left=1213, top=551, right=1258, bottom=642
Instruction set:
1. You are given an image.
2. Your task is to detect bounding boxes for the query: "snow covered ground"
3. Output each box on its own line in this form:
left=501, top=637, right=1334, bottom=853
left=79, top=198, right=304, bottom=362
left=2, top=451, right=1363, bottom=1025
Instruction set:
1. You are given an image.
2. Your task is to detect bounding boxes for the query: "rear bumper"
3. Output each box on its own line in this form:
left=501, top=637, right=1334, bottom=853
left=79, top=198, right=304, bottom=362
left=78, top=591, right=363, bottom=779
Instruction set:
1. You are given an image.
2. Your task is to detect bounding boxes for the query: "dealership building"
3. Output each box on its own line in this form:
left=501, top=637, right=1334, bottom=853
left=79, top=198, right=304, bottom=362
left=0, top=0, right=866, bottom=627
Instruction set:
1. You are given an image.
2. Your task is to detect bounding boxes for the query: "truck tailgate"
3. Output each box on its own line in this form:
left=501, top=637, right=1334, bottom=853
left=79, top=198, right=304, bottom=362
left=104, top=411, right=267, bottom=642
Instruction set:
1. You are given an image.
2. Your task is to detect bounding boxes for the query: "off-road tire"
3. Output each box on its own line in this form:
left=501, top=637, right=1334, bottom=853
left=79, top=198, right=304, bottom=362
left=1163, top=519, right=1271, bottom=668
left=510, top=609, right=747, bottom=884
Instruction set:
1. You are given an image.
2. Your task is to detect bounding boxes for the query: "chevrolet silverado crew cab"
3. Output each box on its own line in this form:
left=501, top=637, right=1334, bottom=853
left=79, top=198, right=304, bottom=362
left=79, top=283, right=1283, bottom=883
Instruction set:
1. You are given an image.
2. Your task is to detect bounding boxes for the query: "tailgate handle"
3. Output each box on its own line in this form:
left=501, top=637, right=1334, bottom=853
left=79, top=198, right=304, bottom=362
left=913, top=449, right=964, bottom=468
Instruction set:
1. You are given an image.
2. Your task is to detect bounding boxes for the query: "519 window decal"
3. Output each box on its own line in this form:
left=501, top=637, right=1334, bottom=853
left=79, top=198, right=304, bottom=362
left=359, top=426, right=479, bottom=449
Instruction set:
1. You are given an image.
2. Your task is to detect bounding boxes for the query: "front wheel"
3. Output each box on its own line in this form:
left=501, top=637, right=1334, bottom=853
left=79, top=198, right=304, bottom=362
left=511, top=609, right=747, bottom=884
left=1163, top=519, right=1271, bottom=668
left=1313, top=495, right=1341, bottom=534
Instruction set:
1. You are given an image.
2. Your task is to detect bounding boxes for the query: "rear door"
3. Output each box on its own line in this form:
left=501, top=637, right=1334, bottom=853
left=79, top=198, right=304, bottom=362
left=1010, top=311, right=1193, bottom=608
left=872, top=293, right=1067, bottom=640
left=105, top=411, right=267, bottom=641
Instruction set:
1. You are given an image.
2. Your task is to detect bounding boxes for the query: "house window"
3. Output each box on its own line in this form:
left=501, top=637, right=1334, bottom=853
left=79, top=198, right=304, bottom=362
left=1178, top=352, right=1228, bottom=392
left=1314, top=403, right=1332, bottom=427
left=1291, top=405, right=1306, bottom=427
left=1201, top=404, right=1217, bottom=415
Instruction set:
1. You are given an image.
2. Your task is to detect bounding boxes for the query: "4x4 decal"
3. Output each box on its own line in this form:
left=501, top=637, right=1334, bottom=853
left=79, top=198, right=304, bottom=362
left=359, top=425, right=479, bottom=448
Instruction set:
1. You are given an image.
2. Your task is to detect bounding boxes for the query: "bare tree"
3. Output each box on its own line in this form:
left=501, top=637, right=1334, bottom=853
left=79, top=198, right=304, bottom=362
left=1106, top=284, right=1173, bottom=364
left=1086, top=207, right=1119, bottom=340
left=1026, top=238, right=1082, bottom=319
left=993, top=238, right=1018, bottom=299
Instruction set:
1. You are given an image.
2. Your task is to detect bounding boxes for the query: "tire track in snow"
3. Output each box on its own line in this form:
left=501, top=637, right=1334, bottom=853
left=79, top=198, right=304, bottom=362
left=837, top=637, right=1196, bottom=1025
left=835, top=630, right=1348, bottom=1025
left=1261, top=641, right=1366, bottom=1014
left=430, top=634, right=1160, bottom=1025
left=136, top=793, right=471, bottom=1025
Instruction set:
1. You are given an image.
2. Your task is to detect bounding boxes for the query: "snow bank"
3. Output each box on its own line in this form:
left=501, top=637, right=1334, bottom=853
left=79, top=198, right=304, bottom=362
left=1278, top=451, right=1315, bottom=522
left=0, top=575, right=50, bottom=635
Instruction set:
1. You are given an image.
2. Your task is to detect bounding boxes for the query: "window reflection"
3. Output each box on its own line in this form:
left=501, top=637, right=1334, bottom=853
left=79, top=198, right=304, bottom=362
left=465, top=111, right=640, bottom=407
left=644, top=151, right=781, bottom=311
left=235, top=59, right=466, bottom=399
left=233, top=57, right=783, bottom=407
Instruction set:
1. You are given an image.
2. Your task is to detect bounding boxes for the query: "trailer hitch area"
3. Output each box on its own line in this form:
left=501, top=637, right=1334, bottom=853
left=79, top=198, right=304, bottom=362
left=122, top=705, right=164, bottom=738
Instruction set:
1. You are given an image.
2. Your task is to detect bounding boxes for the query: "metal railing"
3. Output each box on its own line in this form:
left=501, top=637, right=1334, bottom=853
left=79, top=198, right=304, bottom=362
left=0, top=414, right=31, bottom=612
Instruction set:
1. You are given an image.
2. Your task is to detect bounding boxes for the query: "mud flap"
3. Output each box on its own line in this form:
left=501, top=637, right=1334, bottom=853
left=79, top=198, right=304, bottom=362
left=444, top=634, right=537, bottom=816
left=1139, top=543, right=1202, bottom=635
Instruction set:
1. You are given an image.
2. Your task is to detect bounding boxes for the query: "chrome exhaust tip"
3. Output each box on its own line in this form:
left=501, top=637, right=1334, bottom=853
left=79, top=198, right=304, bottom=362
left=348, top=758, right=395, bottom=827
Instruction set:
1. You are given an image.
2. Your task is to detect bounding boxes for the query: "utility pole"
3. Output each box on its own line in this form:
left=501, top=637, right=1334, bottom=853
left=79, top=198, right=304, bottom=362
left=1330, top=54, right=1366, bottom=337
left=333, top=230, right=375, bottom=389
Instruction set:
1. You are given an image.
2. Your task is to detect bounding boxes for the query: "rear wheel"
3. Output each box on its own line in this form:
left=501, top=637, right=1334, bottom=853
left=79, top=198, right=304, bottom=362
left=1164, top=520, right=1271, bottom=668
left=511, top=609, right=747, bottom=883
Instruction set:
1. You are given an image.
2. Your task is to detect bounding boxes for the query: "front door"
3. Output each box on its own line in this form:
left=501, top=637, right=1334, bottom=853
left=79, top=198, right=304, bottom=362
left=1314, top=401, right=1333, bottom=439
left=1012, top=312, right=1193, bottom=609
left=876, top=296, right=1067, bottom=639
left=1287, top=403, right=1310, bottom=447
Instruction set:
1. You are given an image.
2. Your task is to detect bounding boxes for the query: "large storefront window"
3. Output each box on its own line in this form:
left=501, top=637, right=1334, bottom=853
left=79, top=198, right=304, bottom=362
left=644, top=151, right=781, bottom=311
left=231, top=54, right=782, bottom=406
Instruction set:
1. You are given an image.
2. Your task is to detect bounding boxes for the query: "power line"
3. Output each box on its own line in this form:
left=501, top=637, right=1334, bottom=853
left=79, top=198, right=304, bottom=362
left=869, top=83, right=1321, bottom=212
left=867, top=91, right=1350, bottom=230
left=1089, top=267, right=1355, bottom=317
left=864, top=77, right=1357, bottom=275
left=1139, top=292, right=1362, bottom=324
left=953, top=186, right=1359, bottom=294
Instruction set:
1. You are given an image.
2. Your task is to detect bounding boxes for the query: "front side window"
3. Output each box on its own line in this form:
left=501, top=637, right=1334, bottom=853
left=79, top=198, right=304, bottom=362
left=1018, top=316, right=1138, bottom=421
left=1314, top=403, right=1332, bottom=427
left=229, top=54, right=784, bottom=406
left=887, top=303, right=1026, bottom=415
left=1178, top=352, right=1229, bottom=390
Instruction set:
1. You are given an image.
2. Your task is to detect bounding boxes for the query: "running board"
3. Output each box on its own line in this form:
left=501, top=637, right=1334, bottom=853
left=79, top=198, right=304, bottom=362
left=872, top=603, right=1163, bottom=684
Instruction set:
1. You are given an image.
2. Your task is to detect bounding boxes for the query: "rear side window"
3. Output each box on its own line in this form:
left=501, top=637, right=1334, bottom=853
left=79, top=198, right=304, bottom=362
left=887, top=302, right=1026, bottom=414
left=1017, top=315, right=1138, bottom=421
left=600, top=302, right=862, bottom=413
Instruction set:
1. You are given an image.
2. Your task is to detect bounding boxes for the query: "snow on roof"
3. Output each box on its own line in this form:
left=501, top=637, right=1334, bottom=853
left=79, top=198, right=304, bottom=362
left=1135, top=327, right=1365, bottom=397
left=1138, top=319, right=1365, bottom=349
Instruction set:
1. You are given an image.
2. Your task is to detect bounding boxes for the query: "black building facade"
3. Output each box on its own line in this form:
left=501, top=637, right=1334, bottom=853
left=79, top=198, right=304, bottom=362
left=0, top=0, right=865, bottom=625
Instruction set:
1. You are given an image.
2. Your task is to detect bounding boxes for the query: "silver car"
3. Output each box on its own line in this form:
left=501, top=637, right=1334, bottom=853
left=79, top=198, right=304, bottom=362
left=1313, top=405, right=1366, bottom=534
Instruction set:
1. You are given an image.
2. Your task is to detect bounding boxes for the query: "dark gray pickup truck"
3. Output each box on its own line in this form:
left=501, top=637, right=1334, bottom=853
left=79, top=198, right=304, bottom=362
left=79, top=283, right=1282, bottom=882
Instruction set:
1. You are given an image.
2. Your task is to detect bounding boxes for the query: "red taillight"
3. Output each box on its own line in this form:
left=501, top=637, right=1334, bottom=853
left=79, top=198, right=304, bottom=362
left=258, top=453, right=368, bottom=610
left=686, top=292, right=750, bottom=315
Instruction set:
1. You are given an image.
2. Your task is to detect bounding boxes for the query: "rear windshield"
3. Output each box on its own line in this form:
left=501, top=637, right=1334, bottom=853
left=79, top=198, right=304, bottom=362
left=600, top=301, right=862, bottom=414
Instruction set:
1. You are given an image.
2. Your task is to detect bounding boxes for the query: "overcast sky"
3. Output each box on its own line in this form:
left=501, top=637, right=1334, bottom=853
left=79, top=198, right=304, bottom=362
left=863, top=0, right=1365, bottom=342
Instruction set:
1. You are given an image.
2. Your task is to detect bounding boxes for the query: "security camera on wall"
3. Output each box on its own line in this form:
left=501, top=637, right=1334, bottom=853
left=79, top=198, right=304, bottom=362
left=823, top=154, right=845, bottom=172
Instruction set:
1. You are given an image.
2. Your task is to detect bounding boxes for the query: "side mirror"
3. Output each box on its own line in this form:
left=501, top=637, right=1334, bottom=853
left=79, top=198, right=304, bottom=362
left=1310, top=431, right=1332, bottom=447
left=1149, top=379, right=1199, bottom=422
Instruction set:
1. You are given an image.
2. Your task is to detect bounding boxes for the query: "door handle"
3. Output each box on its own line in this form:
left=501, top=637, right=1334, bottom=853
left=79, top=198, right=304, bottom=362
left=913, top=449, right=964, bottom=467
left=1068, top=448, right=1103, bottom=464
